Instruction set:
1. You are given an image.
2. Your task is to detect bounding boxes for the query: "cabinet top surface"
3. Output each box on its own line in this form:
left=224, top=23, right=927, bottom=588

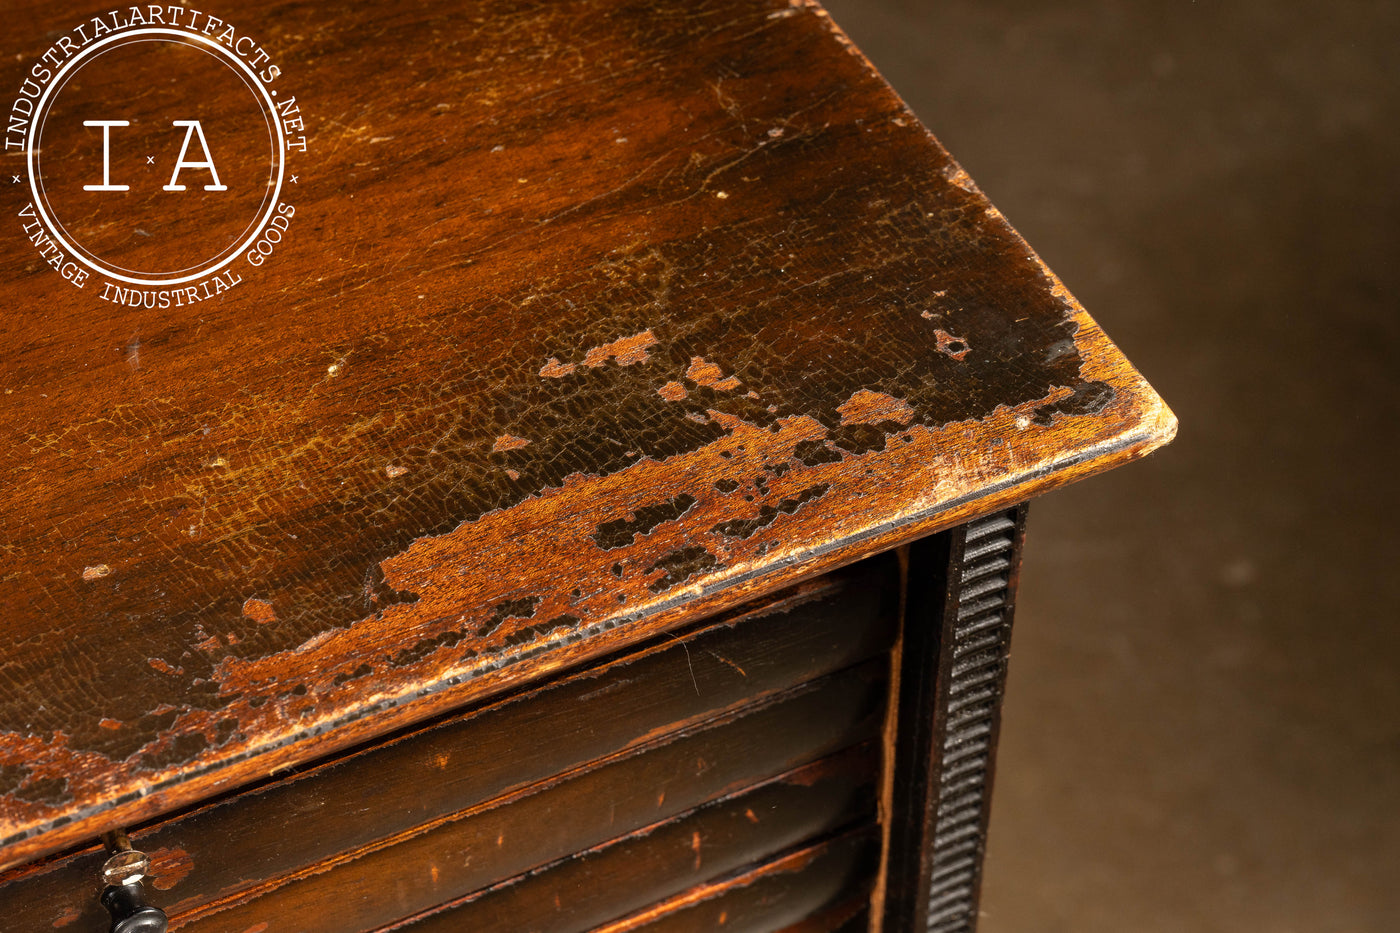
left=0, top=0, right=1173, bottom=865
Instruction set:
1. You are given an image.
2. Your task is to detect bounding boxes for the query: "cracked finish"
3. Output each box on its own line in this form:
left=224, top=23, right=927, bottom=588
left=0, top=0, right=1173, bottom=867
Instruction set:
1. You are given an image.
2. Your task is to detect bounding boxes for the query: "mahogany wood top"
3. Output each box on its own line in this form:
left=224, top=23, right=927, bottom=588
left=0, top=0, right=1173, bottom=868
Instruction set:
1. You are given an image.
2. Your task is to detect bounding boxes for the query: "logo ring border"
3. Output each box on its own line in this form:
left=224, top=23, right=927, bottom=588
left=25, top=27, right=287, bottom=288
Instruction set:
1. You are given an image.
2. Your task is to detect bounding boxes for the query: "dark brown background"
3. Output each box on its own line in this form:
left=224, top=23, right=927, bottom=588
left=822, top=0, right=1400, bottom=929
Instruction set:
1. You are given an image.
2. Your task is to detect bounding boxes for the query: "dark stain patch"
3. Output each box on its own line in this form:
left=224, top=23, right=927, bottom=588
left=14, top=775, right=69, bottom=807
left=828, top=423, right=889, bottom=456
left=0, top=763, right=27, bottom=798
left=501, top=615, right=579, bottom=649
left=393, top=631, right=464, bottom=667
left=139, top=732, right=209, bottom=772
left=714, top=478, right=740, bottom=493
left=793, top=440, right=842, bottom=466
left=592, top=493, right=698, bottom=549
left=480, top=595, right=543, bottom=636
left=333, top=663, right=375, bottom=686
left=214, top=718, right=239, bottom=746
left=1031, top=380, right=1115, bottom=426
left=712, top=484, right=831, bottom=540
left=647, top=547, right=722, bottom=593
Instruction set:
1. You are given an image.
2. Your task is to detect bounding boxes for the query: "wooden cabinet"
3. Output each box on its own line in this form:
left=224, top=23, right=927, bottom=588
left=0, top=1, right=1172, bottom=930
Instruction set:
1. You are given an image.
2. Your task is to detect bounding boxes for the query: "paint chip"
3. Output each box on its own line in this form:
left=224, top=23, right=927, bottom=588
left=837, top=389, right=915, bottom=427
left=386, top=465, right=409, bottom=478
left=933, top=329, right=971, bottom=360
left=539, top=357, right=577, bottom=378
left=657, top=381, right=687, bottom=401
left=82, top=564, right=112, bottom=582
left=242, top=598, right=277, bottom=625
left=686, top=357, right=741, bottom=391
left=581, top=329, right=658, bottom=368
left=493, top=434, right=530, bottom=453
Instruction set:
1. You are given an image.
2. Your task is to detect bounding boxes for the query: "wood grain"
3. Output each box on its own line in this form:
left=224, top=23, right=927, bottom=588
left=0, top=560, right=895, bottom=930
left=0, top=0, right=1174, bottom=866
left=383, top=749, right=879, bottom=933
left=589, top=827, right=876, bottom=933
left=171, top=674, right=888, bottom=932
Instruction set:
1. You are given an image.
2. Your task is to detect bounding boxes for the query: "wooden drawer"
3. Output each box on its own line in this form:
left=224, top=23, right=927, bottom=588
left=0, top=557, right=897, bottom=931
left=382, top=748, right=879, bottom=933
left=591, top=825, right=877, bottom=933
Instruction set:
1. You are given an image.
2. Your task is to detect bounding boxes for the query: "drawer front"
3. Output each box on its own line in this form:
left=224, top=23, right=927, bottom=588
left=177, top=668, right=887, bottom=932
left=0, top=555, right=898, bottom=931
left=589, top=826, right=876, bottom=933
left=385, top=750, right=879, bottom=933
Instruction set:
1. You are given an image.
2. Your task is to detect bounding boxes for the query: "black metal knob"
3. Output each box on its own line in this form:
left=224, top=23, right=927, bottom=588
left=97, top=830, right=167, bottom=933
left=100, top=881, right=168, bottom=933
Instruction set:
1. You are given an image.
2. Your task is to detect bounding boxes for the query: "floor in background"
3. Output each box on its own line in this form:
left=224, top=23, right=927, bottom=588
left=818, top=1, right=1400, bottom=930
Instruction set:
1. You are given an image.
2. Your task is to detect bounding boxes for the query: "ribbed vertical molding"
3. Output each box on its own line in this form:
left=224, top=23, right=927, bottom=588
left=881, top=505, right=1028, bottom=933
left=925, top=510, right=1023, bottom=932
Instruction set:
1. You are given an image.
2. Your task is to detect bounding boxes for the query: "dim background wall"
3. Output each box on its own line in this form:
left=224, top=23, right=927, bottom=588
left=819, top=1, right=1400, bottom=930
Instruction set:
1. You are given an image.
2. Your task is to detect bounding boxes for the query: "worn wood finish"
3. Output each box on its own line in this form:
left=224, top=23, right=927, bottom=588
left=0, top=0, right=1174, bottom=867
left=174, top=672, right=887, bottom=932
left=384, top=750, right=878, bottom=933
left=590, top=829, right=876, bottom=933
left=882, top=508, right=1028, bottom=933
left=0, top=561, right=895, bottom=930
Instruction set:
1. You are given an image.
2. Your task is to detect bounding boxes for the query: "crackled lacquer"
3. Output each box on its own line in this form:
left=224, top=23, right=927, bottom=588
left=0, top=0, right=1172, bottom=868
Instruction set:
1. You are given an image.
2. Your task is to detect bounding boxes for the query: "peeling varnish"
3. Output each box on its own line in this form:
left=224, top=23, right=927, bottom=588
left=836, top=389, right=913, bottom=427
left=540, top=329, right=658, bottom=379
left=538, top=357, right=576, bottom=378
left=147, top=845, right=194, bottom=891
left=15, top=300, right=1169, bottom=850
left=931, top=329, right=970, bottom=360
left=685, top=357, right=741, bottom=392
left=242, top=599, right=277, bottom=625
left=582, top=329, right=657, bottom=367
left=657, top=381, right=688, bottom=401
left=491, top=435, right=531, bottom=453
